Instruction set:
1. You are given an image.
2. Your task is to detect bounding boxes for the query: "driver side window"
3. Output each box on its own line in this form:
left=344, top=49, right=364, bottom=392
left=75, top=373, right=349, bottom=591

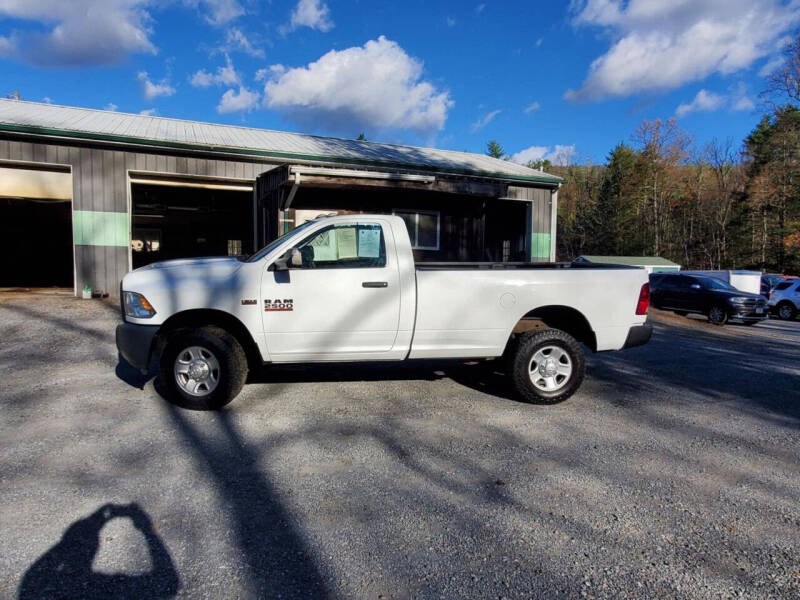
left=294, top=223, right=387, bottom=269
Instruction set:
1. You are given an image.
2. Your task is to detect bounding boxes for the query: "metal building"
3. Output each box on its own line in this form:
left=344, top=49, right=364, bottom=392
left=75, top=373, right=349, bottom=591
left=0, top=99, right=563, bottom=296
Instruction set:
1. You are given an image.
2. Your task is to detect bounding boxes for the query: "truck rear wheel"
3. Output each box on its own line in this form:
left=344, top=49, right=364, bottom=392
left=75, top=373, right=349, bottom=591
left=509, top=329, right=586, bottom=404
left=776, top=302, right=796, bottom=321
left=159, top=327, right=247, bottom=410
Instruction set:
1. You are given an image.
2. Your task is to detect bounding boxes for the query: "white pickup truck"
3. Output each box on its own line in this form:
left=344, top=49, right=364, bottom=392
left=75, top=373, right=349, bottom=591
left=116, top=214, right=652, bottom=409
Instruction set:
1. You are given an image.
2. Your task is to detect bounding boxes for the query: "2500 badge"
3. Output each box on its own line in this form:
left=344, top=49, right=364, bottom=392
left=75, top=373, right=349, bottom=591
left=265, top=299, right=293, bottom=312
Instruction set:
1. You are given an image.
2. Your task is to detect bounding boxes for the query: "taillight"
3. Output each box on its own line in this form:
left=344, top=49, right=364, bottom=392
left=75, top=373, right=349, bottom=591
left=636, top=282, right=650, bottom=315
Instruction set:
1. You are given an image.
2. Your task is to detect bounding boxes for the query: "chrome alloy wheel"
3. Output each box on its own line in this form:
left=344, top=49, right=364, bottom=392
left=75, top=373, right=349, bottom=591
left=528, top=345, right=573, bottom=392
left=709, top=305, right=726, bottom=323
left=174, top=346, right=220, bottom=397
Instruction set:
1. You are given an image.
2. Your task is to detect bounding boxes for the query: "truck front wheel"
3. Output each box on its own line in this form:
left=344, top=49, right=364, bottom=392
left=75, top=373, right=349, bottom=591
left=159, top=327, right=248, bottom=410
left=509, top=329, right=586, bottom=404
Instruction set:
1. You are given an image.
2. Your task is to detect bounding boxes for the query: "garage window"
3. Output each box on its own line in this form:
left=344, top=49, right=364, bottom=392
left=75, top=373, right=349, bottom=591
left=393, top=209, right=440, bottom=250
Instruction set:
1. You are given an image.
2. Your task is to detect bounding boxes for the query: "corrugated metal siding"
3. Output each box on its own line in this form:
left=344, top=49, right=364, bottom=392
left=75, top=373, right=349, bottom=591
left=0, top=99, right=562, bottom=184
left=508, top=185, right=552, bottom=262
left=1, top=138, right=559, bottom=294
left=0, top=137, right=283, bottom=295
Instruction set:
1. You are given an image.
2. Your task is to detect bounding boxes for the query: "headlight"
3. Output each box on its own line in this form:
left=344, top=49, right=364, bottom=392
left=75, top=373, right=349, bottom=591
left=727, top=296, right=749, bottom=304
left=123, top=291, right=156, bottom=318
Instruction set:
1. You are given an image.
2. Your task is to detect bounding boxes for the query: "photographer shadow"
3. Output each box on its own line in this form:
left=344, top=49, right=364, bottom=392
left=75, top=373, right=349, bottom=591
left=18, top=503, right=179, bottom=600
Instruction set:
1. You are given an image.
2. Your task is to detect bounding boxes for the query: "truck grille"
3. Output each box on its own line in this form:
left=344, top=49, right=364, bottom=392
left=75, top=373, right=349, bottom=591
left=735, top=298, right=767, bottom=310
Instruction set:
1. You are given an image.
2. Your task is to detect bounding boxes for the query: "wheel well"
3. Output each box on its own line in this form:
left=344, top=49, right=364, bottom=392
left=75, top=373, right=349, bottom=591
left=510, top=305, right=597, bottom=352
left=155, top=309, right=262, bottom=369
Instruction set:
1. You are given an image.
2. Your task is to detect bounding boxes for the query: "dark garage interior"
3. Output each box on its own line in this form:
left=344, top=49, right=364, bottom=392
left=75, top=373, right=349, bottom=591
left=131, top=183, right=254, bottom=269
left=0, top=197, right=73, bottom=288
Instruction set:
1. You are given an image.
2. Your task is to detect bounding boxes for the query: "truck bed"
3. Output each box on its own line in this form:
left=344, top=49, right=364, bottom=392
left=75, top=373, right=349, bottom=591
left=415, top=261, right=640, bottom=270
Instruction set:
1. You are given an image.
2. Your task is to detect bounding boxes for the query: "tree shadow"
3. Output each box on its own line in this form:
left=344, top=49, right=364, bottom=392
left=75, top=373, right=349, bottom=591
left=163, top=404, right=331, bottom=598
left=588, top=322, right=800, bottom=425
left=18, top=503, right=179, bottom=600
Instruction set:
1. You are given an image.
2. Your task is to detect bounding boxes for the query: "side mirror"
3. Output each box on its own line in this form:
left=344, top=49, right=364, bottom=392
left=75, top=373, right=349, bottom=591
left=690, top=283, right=701, bottom=290
left=289, top=247, right=303, bottom=267
left=271, top=247, right=302, bottom=271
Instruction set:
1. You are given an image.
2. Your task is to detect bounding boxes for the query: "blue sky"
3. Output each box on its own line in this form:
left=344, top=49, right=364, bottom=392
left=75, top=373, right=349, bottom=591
left=1, top=0, right=798, bottom=165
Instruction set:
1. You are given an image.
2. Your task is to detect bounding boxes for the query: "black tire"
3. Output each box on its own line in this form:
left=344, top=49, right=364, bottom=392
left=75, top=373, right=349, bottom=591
left=707, top=304, right=728, bottom=326
left=508, top=329, right=586, bottom=404
left=776, top=302, right=797, bottom=321
left=158, top=327, right=248, bottom=410
left=674, top=311, right=688, bottom=316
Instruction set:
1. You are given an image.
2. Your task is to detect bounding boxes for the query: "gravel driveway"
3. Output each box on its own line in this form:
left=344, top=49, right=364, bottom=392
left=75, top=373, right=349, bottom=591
left=1, top=292, right=798, bottom=599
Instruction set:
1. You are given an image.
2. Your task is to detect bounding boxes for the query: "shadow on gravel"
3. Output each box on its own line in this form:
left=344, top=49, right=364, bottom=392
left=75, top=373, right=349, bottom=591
left=163, top=404, right=330, bottom=599
left=18, top=504, right=179, bottom=600
left=246, top=359, right=521, bottom=402
left=590, top=323, right=800, bottom=425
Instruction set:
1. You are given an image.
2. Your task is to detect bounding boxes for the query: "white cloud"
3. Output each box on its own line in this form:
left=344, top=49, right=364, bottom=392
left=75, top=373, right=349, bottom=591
left=262, top=36, right=453, bottom=134
left=566, top=0, right=800, bottom=101
left=139, top=108, right=158, bottom=116
left=104, top=103, right=119, bottom=112
left=446, top=17, right=456, bottom=27
left=217, top=86, right=260, bottom=113
left=282, top=0, right=333, bottom=34
left=511, top=144, right=576, bottom=166
left=0, top=35, right=13, bottom=56
left=224, top=27, right=264, bottom=58
left=524, top=101, right=540, bottom=113
left=185, top=0, right=244, bottom=26
left=758, top=55, right=784, bottom=77
left=191, top=55, right=240, bottom=87
left=729, top=81, right=754, bottom=112
left=0, top=0, right=156, bottom=66
left=255, top=64, right=285, bottom=82
left=732, top=95, right=755, bottom=111
left=675, top=89, right=725, bottom=118
left=137, top=72, right=176, bottom=100
left=470, top=109, right=502, bottom=133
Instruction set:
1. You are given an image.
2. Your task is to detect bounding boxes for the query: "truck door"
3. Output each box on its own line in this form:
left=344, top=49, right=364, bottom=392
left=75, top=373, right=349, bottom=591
left=260, top=219, right=401, bottom=360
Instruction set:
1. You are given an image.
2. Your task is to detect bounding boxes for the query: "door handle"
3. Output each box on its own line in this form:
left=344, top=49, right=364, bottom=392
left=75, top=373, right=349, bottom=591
left=362, top=281, right=388, bottom=288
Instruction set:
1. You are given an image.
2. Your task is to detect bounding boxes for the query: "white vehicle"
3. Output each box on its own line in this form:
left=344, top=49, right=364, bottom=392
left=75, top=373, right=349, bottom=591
left=768, top=279, right=800, bottom=320
left=116, top=215, right=652, bottom=409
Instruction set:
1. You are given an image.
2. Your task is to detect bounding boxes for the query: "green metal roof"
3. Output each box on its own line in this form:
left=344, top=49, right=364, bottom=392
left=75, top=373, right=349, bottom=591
left=0, top=99, right=563, bottom=186
left=576, top=256, right=681, bottom=267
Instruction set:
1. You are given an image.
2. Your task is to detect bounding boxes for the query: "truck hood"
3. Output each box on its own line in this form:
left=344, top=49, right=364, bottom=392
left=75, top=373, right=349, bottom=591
left=137, top=256, right=244, bottom=271
left=122, top=256, right=246, bottom=301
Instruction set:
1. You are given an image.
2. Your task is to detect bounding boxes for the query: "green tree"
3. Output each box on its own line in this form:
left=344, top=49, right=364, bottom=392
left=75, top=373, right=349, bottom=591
left=593, top=143, right=638, bottom=255
left=527, top=158, right=552, bottom=171
left=356, top=132, right=367, bottom=141
left=486, top=140, right=505, bottom=159
left=741, top=105, right=800, bottom=270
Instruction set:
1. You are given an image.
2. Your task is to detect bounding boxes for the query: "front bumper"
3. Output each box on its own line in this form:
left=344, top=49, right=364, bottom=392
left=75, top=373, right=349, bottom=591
left=729, top=307, right=769, bottom=321
left=116, top=321, right=159, bottom=373
left=622, top=322, right=652, bottom=349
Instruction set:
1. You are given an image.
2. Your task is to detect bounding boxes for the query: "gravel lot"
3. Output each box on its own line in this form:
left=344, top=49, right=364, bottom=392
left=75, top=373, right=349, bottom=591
left=1, top=293, right=798, bottom=599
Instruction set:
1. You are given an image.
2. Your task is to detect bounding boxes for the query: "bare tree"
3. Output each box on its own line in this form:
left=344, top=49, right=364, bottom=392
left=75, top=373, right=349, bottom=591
left=763, top=33, right=800, bottom=106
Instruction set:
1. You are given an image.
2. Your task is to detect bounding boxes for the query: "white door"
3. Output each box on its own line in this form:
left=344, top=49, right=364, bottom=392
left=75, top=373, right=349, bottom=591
left=261, top=220, right=401, bottom=360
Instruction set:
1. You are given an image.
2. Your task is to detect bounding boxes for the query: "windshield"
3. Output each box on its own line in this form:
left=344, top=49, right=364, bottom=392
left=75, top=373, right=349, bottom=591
left=694, top=276, right=734, bottom=290
left=245, top=220, right=317, bottom=262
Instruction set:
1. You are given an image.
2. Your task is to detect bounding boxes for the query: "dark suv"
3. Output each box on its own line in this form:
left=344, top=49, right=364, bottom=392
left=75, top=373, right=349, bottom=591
left=650, top=273, right=768, bottom=326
